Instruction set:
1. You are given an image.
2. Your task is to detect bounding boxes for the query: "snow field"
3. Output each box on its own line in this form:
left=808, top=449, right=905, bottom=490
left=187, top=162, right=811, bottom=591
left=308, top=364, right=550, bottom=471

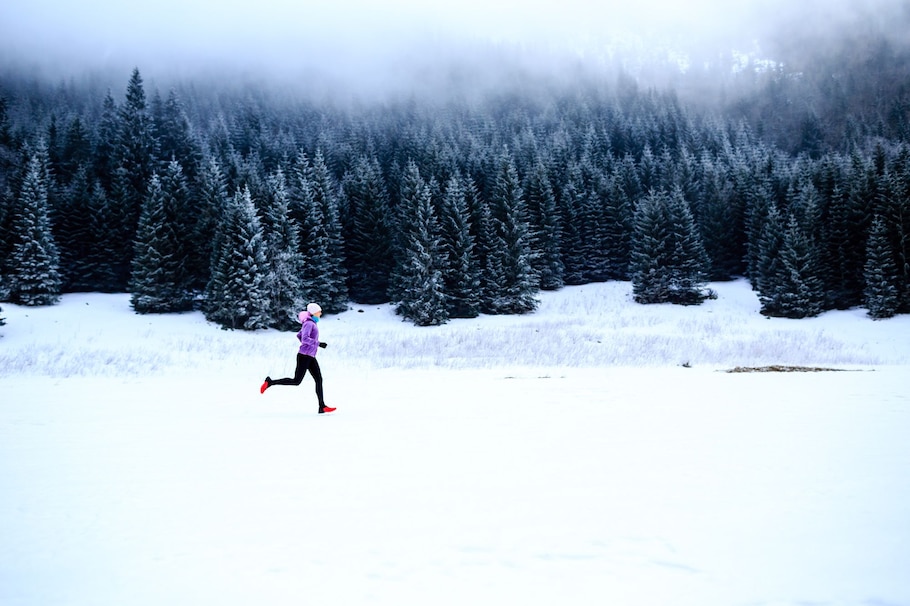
left=1, top=280, right=909, bottom=605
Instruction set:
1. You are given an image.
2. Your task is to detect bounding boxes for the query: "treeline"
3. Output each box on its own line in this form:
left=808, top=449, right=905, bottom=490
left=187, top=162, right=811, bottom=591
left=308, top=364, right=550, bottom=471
left=0, top=61, right=908, bottom=328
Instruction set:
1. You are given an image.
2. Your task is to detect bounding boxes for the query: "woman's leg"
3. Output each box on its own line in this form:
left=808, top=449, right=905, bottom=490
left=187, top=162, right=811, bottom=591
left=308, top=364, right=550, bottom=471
left=306, top=356, right=325, bottom=406
left=270, top=353, right=309, bottom=386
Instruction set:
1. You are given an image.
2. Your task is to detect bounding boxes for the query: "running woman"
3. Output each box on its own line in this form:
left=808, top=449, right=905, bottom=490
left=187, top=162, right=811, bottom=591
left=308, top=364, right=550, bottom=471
left=260, top=303, right=336, bottom=414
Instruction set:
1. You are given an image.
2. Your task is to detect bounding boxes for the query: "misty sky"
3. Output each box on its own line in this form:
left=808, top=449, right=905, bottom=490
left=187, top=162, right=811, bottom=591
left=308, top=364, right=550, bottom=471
left=1, top=0, right=905, bottom=91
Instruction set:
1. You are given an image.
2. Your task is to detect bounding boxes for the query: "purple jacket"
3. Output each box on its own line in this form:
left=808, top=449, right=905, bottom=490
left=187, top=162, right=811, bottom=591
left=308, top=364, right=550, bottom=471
left=296, top=312, right=320, bottom=357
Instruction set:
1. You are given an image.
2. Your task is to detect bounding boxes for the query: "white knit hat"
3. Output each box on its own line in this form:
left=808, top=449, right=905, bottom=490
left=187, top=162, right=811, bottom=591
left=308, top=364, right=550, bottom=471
left=306, top=303, right=322, bottom=315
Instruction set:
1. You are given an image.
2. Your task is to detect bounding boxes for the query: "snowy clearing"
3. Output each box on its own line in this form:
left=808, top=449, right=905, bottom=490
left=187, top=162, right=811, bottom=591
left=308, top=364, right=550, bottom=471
left=1, top=280, right=909, bottom=606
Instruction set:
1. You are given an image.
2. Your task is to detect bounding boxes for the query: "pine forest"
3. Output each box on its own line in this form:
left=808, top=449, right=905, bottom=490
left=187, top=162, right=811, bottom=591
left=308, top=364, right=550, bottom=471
left=1, top=18, right=909, bottom=328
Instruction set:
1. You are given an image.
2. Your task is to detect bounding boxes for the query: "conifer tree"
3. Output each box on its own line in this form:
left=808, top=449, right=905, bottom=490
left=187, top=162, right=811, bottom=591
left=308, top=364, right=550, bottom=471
left=557, top=170, right=587, bottom=285
left=341, top=155, right=394, bottom=304
left=698, top=155, right=743, bottom=280
left=758, top=212, right=826, bottom=318
left=486, top=152, right=538, bottom=314
left=8, top=155, right=62, bottom=305
left=630, top=189, right=710, bottom=305
left=598, top=169, right=634, bottom=280
left=307, top=150, right=349, bottom=313
left=864, top=214, right=901, bottom=319
left=55, top=165, right=106, bottom=291
left=394, top=183, right=448, bottom=326
left=524, top=161, right=564, bottom=290
left=388, top=160, right=427, bottom=304
left=204, top=186, right=270, bottom=330
left=0, top=188, right=11, bottom=297
left=110, top=69, right=158, bottom=289
left=130, top=173, right=191, bottom=313
left=152, top=89, right=201, bottom=182
left=93, top=91, right=119, bottom=193
left=193, top=157, right=229, bottom=290
left=876, top=152, right=910, bottom=311
left=439, top=174, right=481, bottom=318
left=59, top=116, right=93, bottom=185
left=261, top=168, right=304, bottom=330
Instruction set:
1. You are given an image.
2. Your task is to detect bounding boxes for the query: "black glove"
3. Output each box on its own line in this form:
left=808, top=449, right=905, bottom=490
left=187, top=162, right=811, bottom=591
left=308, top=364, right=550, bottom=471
left=319, top=342, right=327, bottom=349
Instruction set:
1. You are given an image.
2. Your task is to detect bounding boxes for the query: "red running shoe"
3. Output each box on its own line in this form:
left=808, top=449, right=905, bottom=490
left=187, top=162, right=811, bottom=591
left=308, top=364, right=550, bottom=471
left=320, top=406, right=336, bottom=414
left=260, top=377, right=271, bottom=394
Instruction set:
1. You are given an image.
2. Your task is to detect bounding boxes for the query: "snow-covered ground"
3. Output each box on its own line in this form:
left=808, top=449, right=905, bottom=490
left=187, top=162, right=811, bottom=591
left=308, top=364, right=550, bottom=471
left=1, top=280, right=908, bottom=606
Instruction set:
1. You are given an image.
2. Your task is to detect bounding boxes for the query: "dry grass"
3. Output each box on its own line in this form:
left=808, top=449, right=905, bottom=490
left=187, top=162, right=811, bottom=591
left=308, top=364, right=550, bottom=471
left=724, top=365, right=853, bottom=373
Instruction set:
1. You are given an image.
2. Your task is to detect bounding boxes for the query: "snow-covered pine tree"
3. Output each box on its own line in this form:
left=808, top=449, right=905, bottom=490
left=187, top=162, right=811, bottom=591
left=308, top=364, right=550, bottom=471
left=8, top=155, right=62, bottom=305
left=556, top=168, right=587, bottom=285
left=54, top=164, right=93, bottom=290
left=460, top=174, right=500, bottom=311
left=754, top=203, right=786, bottom=305
left=864, top=214, right=901, bottom=319
left=130, top=171, right=191, bottom=313
left=92, top=91, right=119, bottom=193
left=204, top=186, right=270, bottom=330
left=630, top=189, right=710, bottom=305
left=439, top=174, right=481, bottom=318
left=0, top=186, right=13, bottom=295
left=152, top=89, right=202, bottom=182
left=388, top=160, right=427, bottom=305
left=290, top=152, right=331, bottom=312
left=523, top=160, right=564, bottom=290
left=307, top=150, right=349, bottom=314
left=193, top=157, right=229, bottom=291
left=758, top=211, right=826, bottom=318
left=108, top=70, right=158, bottom=289
left=394, top=183, right=448, bottom=326
left=486, top=152, right=538, bottom=314
left=741, top=164, right=775, bottom=284
left=598, top=168, right=634, bottom=280
left=774, top=215, right=827, bottom=318
left=261, top=168, right=304, bottom=330
left=341, top=155, right=394, bottom=304
left=877, top=150, right=910, bottom=312
left=698, top=153, right=744, bottom=280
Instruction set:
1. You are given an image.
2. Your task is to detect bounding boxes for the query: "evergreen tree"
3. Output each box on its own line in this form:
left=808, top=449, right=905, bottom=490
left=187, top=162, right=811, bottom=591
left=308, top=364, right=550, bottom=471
left=308, top=150, right=349, bottom=313
left=388, top=159, right=428, bottom=304
left=394, top=183, right=448, bottom=326
left=261, top=168, right=304, bottom=330
left=698, top=155, right=744, bottom=280
left=193, top=157, right=229, bottom=290
left=485, top=152, right=538, bottom=314
left=557, top=168, right=588, bottom=285
left=152, top=89, right=202, bottom=182
left=93, top=90, right=119, bottom=193
left=597, top=170, right=634, bottom=280
left=55, top=165, right=100, bottom=291
left=58, top=116, right=93, bottom=185
left=0, top=187, right=12, bottom=299
left=864, top=214, right=901, bottom=319
left=8, top=155, right=62, bottom=305
left=753, top=203, right=786, bottom=301
left=110, top=68, right=158, bottom=289
left=130, top=172, right=191, bottom=313
left=341, top=155, right=394, bottom=304
left=630, top=189, right=710, bottom=305
left=524, top=161, right=564, bottom=290
left=877, top=152, right=910, bottom=311
left=204, top=186, right=270, bottom=330
left=758, top=212, right=826, bottom=318
left=439, top=174, right=481, bottom=318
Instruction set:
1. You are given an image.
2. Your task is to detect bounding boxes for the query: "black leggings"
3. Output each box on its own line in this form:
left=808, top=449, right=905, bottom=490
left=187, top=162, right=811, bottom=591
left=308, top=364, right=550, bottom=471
left=271, top=354, right=324, bottom=405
